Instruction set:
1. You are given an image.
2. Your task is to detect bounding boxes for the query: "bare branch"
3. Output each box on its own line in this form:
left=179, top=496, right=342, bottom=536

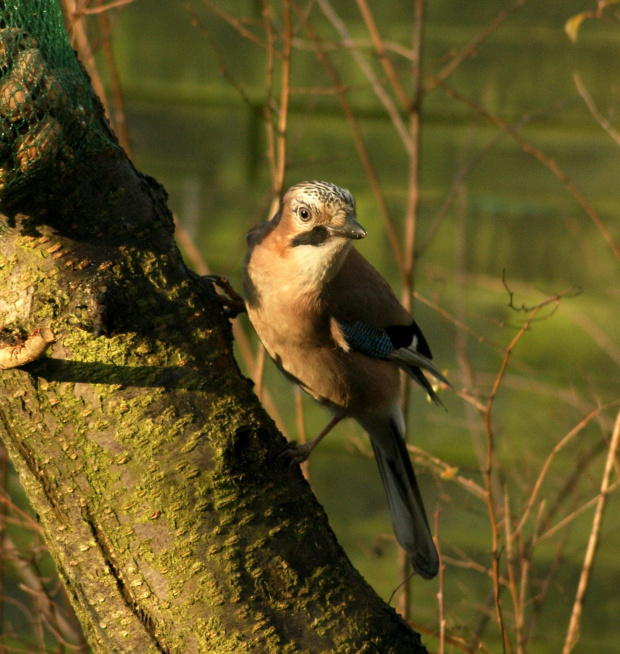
left=407, top=444, right=486, bottom=501
left=563, top=409, right=620, bottom=653
left=573, top=72, right=620, bottom=146
left=423, top=0, right=526, bottom=95
left=317, top=0, right=411, bottom=151
left=484, top=304, right=545, bottom=653
left=538, top=479, right=620, bottom=543
left=195, top=0, right=266, bottom=49
left=503, top=270, right=583, bottom=313
left=185, top=3, right=259, bottom=111
left=435, top=79, right=620, bottom=261
left=294, top=1, right=406, bottom=279
left=355, top=0, right=410, bottom=108
left=514, top=402, right=620, bottom=539
left=80, top=0, right=136, bottom=15
left=416, top=97, right=576, bottom=259
left=275, top=0, right=292, bottom=195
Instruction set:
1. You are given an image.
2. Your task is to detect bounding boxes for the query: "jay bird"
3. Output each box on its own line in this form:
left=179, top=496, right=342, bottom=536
left=243, top=180, right=449, bottom=579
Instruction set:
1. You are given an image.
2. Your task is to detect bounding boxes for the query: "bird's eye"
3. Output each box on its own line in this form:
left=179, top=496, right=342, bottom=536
left=299, top=208, right=311, bottom=222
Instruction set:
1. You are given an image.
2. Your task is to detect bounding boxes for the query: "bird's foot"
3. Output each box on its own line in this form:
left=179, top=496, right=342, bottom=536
left=204, top=275, right=246, bottom=318
left=279, top=440, right=314, bottom=466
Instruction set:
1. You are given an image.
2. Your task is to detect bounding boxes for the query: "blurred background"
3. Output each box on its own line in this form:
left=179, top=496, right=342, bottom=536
left=1, top=1, right=619, bottom=652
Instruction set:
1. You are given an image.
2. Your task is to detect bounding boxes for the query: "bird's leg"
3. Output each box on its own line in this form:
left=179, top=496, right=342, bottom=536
left=280, top=415, right=343, bottom=466
left=204, top=275, right=246, bottom=318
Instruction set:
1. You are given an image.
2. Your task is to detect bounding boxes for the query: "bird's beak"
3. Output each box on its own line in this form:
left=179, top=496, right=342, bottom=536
left=327, top=215, right=367, bottom=240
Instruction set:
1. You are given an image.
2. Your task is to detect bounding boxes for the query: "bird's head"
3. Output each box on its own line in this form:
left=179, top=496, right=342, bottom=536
left=275, top=181, right=367, bottom=248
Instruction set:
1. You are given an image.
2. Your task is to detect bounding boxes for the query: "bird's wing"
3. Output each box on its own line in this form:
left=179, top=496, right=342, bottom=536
left=328, top=248, right=449, bottom=403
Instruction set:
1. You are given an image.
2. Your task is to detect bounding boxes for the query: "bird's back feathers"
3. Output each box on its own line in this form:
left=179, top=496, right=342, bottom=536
left=325, top=248, right=409, bottom=328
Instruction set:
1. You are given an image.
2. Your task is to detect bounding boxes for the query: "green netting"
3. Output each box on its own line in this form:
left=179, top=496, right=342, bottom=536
left=0, top=0, right=112, bottom=202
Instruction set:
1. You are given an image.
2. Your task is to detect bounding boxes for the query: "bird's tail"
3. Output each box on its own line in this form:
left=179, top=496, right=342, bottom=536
left=362, top=411, right=439, bottom=579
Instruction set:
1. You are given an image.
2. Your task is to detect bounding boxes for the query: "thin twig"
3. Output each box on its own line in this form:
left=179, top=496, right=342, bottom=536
left=294, top=387, right=309, bottom=479
left=503, top=270, right=582, bottom=313
left=435, top=509, right=446, bottom=654
left=275, top=0, right=292, bottom=195
left=294, top=2, right=405, bottom=279
left=355, top=0, right=410, bottom=109
left=416, top=97, right=577, bottom=259
left=197, top=0, right=267, bottom=49
left=61, top=0, right=110, bottom=112
left=513, top=402, right=618, bottom=540
left=435, top=79, right=620, bottom=261
left=291, top=34, right=416, bottom=60
left=503, top=490, right=524, bottom=654
left=469, top=590, right=500, bottom=653
left=517, top=500, right=545, bottom=650
left=397, top=0, right=425, bottom=620
left=407, top=444, right=486, bottom=501
left=317, top=0, right=411, bottom=151
left=571, top=309, right=620, bottom=368
left=409, top=618, right=496, bottom=654
left=402, top=0, right=425, bottom=299
left=414, top=289, right=494, bottom=351
left=563, top=409, right=620, bottom=653
left=261, top=0, right=278, bottom=187
left=573, top=72, right=620, bottom=147
left=485, top=306, right=542, bottom=653
left=80, top=0, right=135, bottom=15
left=185, top=3, right=259, bottom=112
left=98, top=7, right=132, bottom=153
left=3, top=534, right=88, bottom=649
left=538, top=479, right=620, bottom=543
left=523, top=522, right=569, bottom=647
left=423, top=0, right=526, bottom=95
left=542, top=436, right=609, bottom=529
left=442, top=550, right=497, bottom=580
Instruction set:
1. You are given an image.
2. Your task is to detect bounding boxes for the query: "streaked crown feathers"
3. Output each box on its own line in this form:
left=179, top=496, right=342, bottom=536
left=285, top=180, right=355, bottom=215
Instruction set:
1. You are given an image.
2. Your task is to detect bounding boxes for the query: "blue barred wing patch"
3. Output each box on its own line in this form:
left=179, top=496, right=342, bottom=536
left=339, top=320, right=394, bottom=359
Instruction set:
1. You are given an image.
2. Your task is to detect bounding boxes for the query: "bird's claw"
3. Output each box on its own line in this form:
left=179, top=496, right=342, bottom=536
left=279, top=440, right=312, bottom=466
left=204, top=275, right=246, bottom=318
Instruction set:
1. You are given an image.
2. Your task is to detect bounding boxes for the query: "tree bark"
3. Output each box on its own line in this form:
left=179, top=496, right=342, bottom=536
left=0, top=21, right=428, bottom=654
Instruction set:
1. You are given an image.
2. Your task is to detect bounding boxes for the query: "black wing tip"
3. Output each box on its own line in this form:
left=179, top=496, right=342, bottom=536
left=385, top=322, right=433, bottom=359
left=408, top=366, right=450, bottom=407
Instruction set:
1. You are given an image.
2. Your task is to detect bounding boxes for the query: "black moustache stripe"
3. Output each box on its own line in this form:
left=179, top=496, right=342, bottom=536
left=291, top=225, right=330, bottom=247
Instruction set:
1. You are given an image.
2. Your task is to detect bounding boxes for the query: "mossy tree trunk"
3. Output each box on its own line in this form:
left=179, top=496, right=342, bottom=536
left=0, top=38, right=427, bottom=654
